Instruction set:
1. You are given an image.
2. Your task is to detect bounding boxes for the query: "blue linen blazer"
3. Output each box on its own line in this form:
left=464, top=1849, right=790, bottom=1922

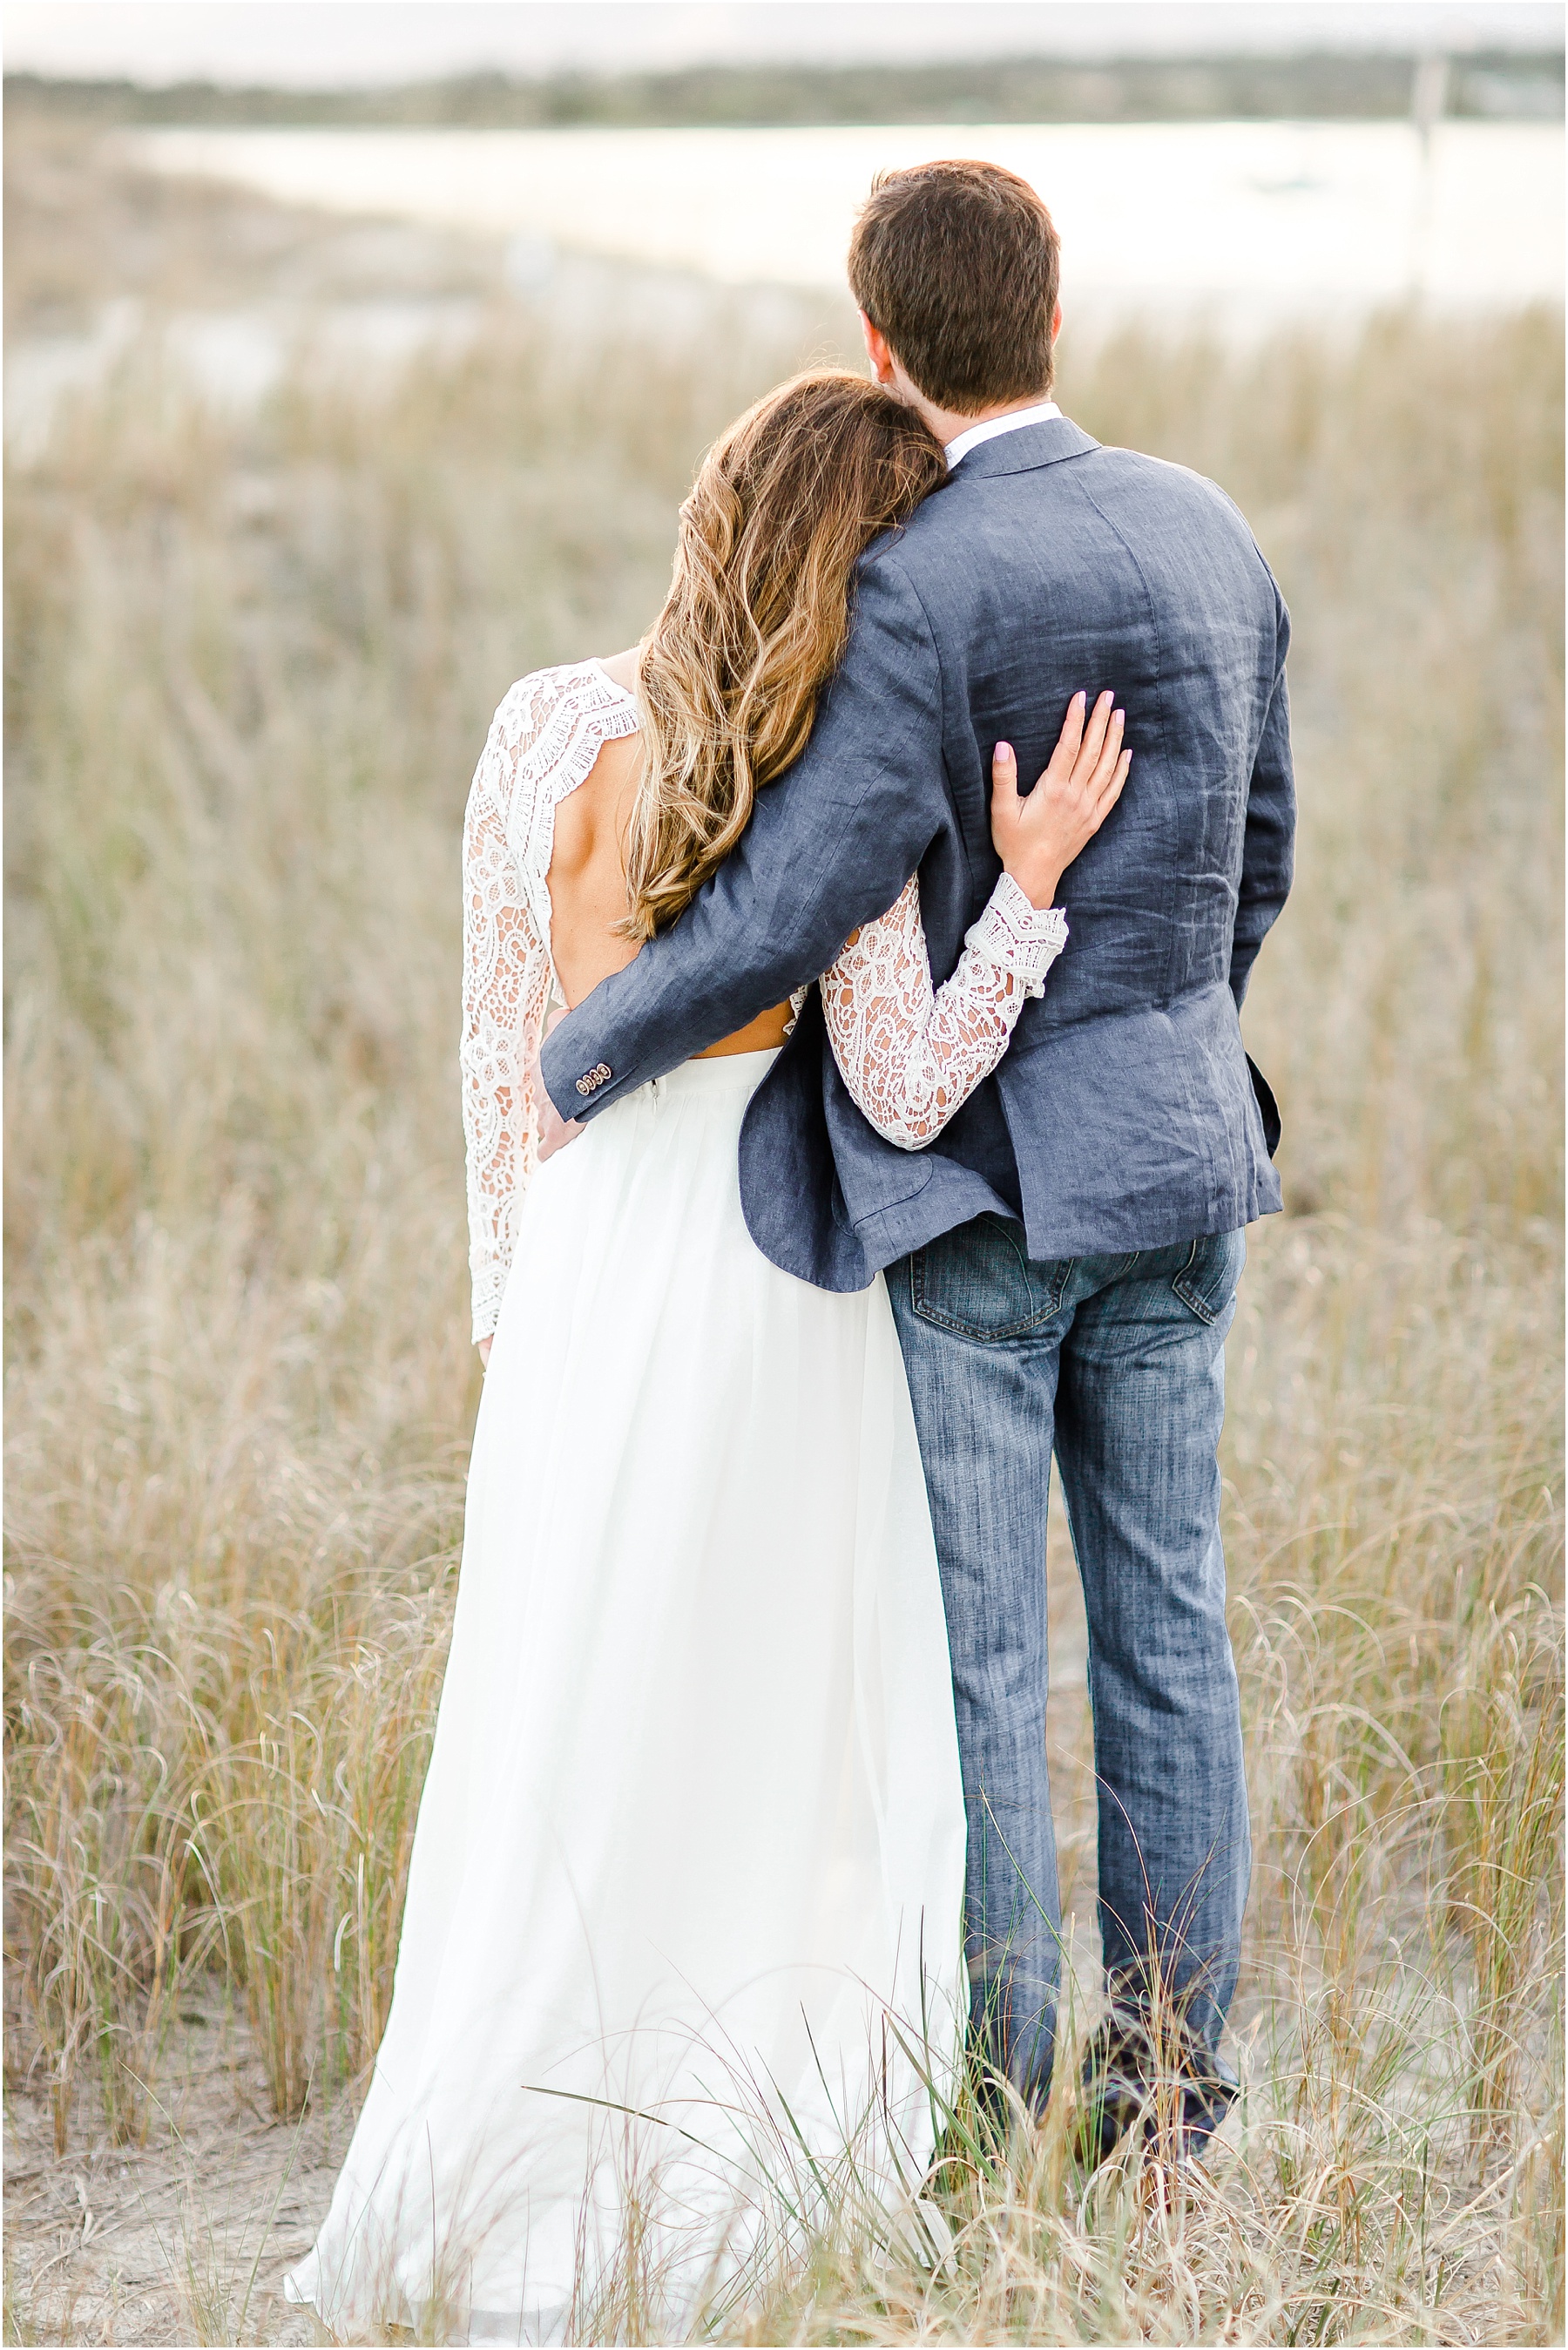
left=540, top=416, right=1294, bottom=1291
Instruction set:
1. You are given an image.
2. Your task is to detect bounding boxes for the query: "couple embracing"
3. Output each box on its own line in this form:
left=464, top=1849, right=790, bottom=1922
left=291, top=159, right=1294, bottom=2342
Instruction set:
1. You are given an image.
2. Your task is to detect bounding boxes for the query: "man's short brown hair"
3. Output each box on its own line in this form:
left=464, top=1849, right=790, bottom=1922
left=848, top=159, right=1061, bottom=414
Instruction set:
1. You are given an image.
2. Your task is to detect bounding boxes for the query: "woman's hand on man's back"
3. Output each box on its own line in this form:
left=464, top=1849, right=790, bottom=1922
left=990, top=689, right=1130, bottom=910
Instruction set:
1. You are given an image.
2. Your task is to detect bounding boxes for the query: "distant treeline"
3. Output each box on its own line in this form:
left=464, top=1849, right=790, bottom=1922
left=5, top=49, right=1564, bottom=130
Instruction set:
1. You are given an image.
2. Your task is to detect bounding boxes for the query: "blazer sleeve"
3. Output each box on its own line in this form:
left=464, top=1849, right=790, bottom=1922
left=539, top=552, right=951, bottom=1121
left=1229, top=586, right=1295, bottom=1008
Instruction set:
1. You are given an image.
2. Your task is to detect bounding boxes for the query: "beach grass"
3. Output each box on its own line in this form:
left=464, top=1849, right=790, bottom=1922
left=3, top=143, right=1563, bottom=2341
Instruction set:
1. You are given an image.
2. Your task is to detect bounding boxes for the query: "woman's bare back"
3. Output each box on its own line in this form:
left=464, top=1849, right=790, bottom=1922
left=545, top=648, right=791, bottom=1059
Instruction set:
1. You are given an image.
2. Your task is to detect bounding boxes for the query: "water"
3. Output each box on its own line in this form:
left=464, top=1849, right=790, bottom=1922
left=138, top=118, right=1563, bottom=326
left=10, top=118, right=1557, bottom=450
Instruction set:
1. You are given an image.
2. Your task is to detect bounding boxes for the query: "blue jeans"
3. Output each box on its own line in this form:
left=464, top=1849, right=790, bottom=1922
left=888, top=1219, right=1250, bottom=2110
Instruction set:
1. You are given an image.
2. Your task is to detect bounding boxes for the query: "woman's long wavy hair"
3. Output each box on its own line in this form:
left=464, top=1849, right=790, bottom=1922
left=619, top=370, right=946, bottom=940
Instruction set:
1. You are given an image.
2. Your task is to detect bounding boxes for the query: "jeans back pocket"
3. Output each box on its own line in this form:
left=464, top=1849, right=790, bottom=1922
left=909, top=1213, right=1069, bottom=1341
left=1171, top=1227, right=1247, bottom=1324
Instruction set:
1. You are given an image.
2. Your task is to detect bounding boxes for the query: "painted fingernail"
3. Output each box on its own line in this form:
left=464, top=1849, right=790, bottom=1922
left=997, top=740, right=1013, bottom=759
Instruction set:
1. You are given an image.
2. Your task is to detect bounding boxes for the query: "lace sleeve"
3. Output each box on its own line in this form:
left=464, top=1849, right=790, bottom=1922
left=821, top=872, right=1068, bottom=1149
left=460, top=716, right=551, bottom=1344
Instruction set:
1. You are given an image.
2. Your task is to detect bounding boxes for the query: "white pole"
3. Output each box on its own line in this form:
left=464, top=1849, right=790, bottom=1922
left=1409, top=51, right=1451, bottom=298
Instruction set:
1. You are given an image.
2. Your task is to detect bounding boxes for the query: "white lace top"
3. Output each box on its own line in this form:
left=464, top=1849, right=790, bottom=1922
left=462, top=662, right=1068, bottom=1339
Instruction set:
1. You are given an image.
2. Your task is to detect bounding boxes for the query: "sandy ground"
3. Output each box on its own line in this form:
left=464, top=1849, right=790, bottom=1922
left=4, top=1988, right=353, bottom=2347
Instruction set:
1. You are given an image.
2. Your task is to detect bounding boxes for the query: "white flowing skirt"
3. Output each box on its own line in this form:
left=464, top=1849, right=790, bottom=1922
left=287, top=1051, right=968, bottom=2343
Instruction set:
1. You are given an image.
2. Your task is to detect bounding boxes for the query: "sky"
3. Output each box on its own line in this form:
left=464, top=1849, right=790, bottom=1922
left=4, top=1, right=1563, bottom=89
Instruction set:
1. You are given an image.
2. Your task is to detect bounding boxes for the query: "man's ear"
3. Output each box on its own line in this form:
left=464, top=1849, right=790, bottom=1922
left=859, top=310, right=897, bottom=387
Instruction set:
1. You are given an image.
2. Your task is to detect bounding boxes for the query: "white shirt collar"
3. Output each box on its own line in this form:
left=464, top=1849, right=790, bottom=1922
left=943, top=397, right=1062, bottom=471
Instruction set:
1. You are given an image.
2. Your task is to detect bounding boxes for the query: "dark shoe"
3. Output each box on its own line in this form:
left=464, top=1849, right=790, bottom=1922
left=1075, top=2006, right=1238, bottom=2168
